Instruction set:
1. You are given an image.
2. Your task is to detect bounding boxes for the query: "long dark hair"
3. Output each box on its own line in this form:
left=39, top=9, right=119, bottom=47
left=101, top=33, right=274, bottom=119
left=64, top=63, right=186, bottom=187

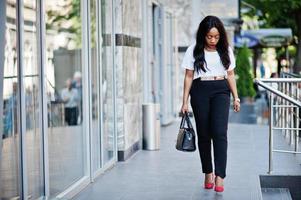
left=193, top=16, right=230, bottom=72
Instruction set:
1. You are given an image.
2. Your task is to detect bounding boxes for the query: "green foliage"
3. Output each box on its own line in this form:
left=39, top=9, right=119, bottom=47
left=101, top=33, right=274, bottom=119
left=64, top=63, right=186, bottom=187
left=90, top=0, right=97, bottom=47
left=235, top=46, right=256, bottom=97
left=243, top=0, right=301, bottom=72
left=243, top=0, right=301, bottom=34
left=46, top=0, right=82, bottom=47
left=276, top=45, right=296, bottom=59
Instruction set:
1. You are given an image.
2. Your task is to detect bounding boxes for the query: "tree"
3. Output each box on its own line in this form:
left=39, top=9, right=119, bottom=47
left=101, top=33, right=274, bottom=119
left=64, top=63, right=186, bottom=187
left=244, top=0, right=301, bottom=74
left=236, top=45, right=256, bottom=98
left=46, top=0, right=82, bottom=47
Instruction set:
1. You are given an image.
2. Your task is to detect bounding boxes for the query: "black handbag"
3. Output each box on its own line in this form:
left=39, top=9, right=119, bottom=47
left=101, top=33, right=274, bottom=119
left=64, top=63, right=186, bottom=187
left=175, top=113, right=196, bottom=152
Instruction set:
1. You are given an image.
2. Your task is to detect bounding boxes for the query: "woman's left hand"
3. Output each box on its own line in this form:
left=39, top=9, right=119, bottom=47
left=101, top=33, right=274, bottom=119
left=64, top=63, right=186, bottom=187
left=233, top=99, right=240, bottom=112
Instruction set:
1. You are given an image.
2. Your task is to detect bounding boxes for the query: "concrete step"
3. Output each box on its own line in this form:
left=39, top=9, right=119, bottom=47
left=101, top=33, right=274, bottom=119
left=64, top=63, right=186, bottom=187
left=260, top=176, right=301, bottom=200
left=261, top=188, right=292, bottom=200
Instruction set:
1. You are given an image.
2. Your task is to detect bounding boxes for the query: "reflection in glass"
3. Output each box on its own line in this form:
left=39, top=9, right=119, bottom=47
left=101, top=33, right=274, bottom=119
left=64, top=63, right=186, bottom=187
left=45, top=0, right=86, bottom=196
left=23, top=0, right=44, bottom=198
left=101, top=0, right=115, bottom=164
left=0, top=1, right=20, bottom=199
left=91, top=0, right=101, bottom=172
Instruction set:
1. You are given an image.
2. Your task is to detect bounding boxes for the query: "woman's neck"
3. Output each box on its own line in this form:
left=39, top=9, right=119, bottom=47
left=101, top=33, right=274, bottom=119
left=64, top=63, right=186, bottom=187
left=205, top=45, right=217, bottom=52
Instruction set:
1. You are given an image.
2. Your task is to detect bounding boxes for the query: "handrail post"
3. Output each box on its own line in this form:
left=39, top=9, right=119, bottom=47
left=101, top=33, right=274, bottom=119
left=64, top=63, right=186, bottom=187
left=275, top=95, right=279, bottom=127
left=268, top=92, right=274, bottom=174
left=296, top=85, right=300, bottom=152
left=281, top=82, right=284, bottom=134
left=285, top=82, right=288, bottom=138
left=288, top=83, right=295, bottom=145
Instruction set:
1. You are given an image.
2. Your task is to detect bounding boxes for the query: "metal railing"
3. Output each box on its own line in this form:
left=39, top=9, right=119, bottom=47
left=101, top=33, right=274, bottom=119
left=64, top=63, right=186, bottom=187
left=281, top=71, right=301, bottom=78
left=255, top=77, right=301, bottom=174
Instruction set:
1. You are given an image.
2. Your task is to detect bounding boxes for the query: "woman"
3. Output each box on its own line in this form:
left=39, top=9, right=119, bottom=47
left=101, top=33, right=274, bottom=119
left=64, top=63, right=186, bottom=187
left=181, top=15, right=240, bottom=193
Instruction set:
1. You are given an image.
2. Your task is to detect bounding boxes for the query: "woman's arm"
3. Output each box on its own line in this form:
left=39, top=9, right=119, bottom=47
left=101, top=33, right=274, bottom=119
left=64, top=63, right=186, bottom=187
left=227, top=70, right=240, bottom=112
left=181, top=69, right=194, bottom=113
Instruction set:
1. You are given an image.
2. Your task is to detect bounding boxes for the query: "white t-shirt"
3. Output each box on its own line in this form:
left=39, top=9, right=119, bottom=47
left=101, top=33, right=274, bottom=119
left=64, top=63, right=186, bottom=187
left=181, top=43, right=236, bottom=80
left=61, top=88, right=79, bottom=108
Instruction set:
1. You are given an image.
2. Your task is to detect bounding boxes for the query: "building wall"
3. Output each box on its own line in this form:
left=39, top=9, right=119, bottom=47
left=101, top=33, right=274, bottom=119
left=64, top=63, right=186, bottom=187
left=160, top=0, right=193, bottom=46
left=115, top=0, right=185, bottom=158
left=115, top=0, right=143, bottom=160
left=159, top=0, right=193, bottom=112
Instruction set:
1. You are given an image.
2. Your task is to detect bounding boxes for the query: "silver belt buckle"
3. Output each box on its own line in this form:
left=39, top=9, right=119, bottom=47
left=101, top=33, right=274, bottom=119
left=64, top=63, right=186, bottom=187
left=200, top=76, right=225, bottom=81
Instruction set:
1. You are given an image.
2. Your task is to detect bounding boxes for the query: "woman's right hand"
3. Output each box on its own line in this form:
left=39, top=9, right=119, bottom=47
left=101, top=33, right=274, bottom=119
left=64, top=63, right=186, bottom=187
left=181, top=103, right=189, bottom=114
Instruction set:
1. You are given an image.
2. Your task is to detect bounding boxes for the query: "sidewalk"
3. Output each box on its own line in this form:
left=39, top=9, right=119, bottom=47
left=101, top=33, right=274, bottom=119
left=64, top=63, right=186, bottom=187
left=73, top=104, right=301, bottom=200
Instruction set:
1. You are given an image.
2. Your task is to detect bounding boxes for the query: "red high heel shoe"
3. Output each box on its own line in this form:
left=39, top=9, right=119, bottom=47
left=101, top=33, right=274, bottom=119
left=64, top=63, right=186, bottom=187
left=214, top=185, right=224, bottom=192
left=204, top=174, right=214, bottom=189
left=204, top=182, right=214, bottom=189
left=214, top=176, right=224, bottom=192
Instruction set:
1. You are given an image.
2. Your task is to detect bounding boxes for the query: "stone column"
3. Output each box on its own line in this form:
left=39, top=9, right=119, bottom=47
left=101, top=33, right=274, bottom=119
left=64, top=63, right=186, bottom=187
left=115, top=0, right=143, bottom=161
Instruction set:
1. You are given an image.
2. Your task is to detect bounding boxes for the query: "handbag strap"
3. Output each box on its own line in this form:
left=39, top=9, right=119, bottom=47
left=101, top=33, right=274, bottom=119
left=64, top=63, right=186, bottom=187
left=185, top=113, right=193, bottom=129
left=180, top=112, right=193, bottom=129
left=180, top=113, right=186, bottom=128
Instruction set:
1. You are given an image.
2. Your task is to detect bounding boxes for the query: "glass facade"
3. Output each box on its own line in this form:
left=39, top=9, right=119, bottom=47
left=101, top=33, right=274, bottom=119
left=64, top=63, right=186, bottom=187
left=0, top=0, right=117, bottom=199
left=101, top=0, right=115, bottom=166
left=45, top=1, right=87, bottom=196
left=23, top=0, right=44, bottom=198
left=1, top=1, right=21, bottom=199
left=90, top=0, right=102, bottom=173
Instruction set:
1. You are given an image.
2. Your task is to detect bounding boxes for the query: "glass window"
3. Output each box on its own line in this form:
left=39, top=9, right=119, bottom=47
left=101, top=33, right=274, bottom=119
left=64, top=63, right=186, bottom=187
left=23, top=0, right=44, bottom=198
left=0, top=1, right=20, bottom=199
left=45, top=0, right=86, bottom=196
left=101, top=0, right=115, bottom=165
left=91, top=0, right=101, bottom=172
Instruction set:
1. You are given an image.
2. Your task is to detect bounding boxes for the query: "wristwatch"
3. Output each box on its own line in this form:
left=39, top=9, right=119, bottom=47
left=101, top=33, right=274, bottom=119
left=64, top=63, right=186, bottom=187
left=234, top=98, right=240, bottom=103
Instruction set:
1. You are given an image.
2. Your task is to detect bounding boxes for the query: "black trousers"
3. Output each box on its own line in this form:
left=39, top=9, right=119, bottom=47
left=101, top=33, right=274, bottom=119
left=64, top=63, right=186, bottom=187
left=190, top=79, right=230, bottom=179
left=65, top=107, right=78, bottom=126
